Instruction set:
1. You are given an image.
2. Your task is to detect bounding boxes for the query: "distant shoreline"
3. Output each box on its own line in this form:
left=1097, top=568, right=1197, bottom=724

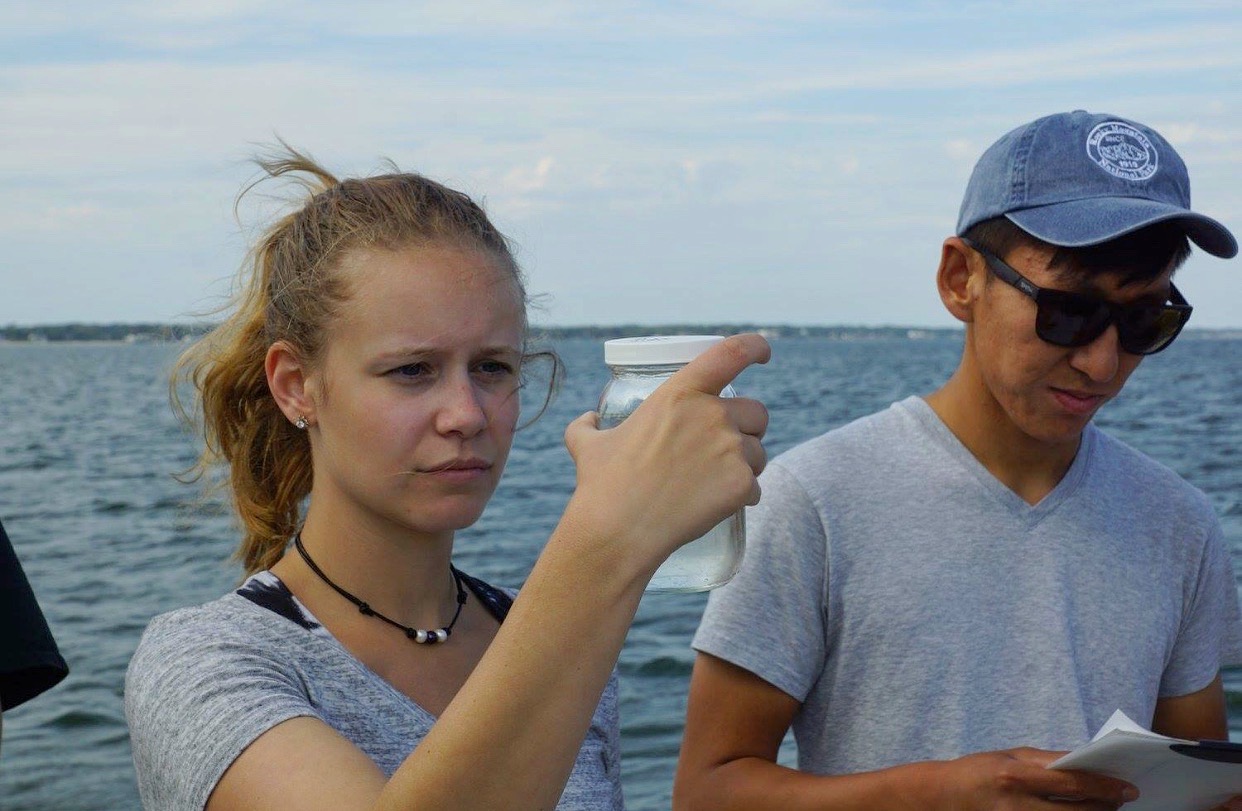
left=1, top=322, right=960, bottom=344
left=2, top=323, right=1240, bottom=343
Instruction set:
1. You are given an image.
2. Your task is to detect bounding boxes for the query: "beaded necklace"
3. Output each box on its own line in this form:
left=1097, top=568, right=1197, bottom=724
left=293, top=533, right=467, bottom=644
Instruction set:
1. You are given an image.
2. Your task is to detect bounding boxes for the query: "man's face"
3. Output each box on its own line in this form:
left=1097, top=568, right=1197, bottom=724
left=966, top=241, right=1176, bottom=452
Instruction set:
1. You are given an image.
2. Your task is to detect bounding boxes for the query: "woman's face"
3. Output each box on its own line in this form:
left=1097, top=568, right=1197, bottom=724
left=303, top=244, right=525, bottom=540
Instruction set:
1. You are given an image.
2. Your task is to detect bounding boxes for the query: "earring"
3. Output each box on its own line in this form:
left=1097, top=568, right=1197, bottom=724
left=294, top=416, right=309, bottom=430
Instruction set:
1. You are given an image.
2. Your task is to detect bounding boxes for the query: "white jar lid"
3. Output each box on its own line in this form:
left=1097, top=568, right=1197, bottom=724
left=603, top=335, right=725, bottom=365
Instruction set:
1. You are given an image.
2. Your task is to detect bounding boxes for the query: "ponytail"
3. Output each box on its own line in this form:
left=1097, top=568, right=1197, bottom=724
left=175, top=142, right=551, bottom=574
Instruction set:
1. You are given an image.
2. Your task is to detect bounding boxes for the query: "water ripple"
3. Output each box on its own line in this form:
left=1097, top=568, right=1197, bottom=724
left=1, top=338, right=1239, bottom=811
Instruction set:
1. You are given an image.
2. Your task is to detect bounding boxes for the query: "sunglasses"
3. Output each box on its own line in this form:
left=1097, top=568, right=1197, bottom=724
left=961, top=239, right=1193, bottom=355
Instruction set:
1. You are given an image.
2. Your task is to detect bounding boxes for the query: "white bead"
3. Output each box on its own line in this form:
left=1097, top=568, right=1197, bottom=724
left=415, top=629, right=429, bottom=643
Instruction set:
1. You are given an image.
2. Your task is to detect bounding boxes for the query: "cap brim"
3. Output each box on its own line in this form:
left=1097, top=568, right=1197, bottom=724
left=1007, top=197, right=1238, bottom=259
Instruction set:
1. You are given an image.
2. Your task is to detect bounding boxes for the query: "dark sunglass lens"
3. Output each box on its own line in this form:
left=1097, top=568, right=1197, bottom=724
left=1119, top=306, right=1182, bottom=354
left=1036, top=292, right=1110, bottom=347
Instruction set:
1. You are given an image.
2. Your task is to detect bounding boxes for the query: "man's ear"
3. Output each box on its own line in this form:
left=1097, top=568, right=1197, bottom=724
left=266, top=340, right=317, bottom=428
left=936, top=237, right=984, bottom=325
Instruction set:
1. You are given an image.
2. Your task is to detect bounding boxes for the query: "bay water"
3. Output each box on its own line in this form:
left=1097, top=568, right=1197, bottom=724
left=1, top=335, right=1239, bottom=810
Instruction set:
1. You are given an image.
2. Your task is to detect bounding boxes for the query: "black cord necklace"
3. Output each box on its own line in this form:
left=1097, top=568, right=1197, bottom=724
left=293, top=533, right=467, bottom=645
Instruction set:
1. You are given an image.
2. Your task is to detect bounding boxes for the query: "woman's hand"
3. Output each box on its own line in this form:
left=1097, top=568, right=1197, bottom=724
left=563, top=333, right=770, bottom=576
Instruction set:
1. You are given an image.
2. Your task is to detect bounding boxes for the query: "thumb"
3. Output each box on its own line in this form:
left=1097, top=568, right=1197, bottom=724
left=563, top=410, right=600, bottom=459
left=1010, top=747, right=1069, bottom=768
left=666, top=333, right=771, bottom=396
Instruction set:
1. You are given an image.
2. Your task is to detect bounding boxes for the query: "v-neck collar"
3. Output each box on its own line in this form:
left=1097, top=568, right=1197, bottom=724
left=900, top=396, right=1094, bottom=523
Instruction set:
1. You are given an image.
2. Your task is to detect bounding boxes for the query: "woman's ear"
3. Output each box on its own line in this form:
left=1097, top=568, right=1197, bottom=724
left=266, top=341, right=316, bottom=428
left=936, top=237, right=984, bottom=325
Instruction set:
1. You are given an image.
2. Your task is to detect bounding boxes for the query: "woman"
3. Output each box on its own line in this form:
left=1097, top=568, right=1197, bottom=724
left=124, top=146, right=769, bottom=811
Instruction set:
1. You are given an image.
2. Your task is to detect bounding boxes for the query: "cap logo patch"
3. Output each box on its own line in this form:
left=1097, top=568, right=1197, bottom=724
left=1086, top=121, right=1158, bottom=181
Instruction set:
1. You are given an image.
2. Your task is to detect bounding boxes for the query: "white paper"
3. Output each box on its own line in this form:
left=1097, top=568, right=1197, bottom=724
left=1050, top=710, right=1242, bottom=811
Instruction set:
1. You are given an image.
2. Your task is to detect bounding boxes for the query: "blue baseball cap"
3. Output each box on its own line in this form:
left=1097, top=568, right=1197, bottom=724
left=956, top=110, right=1237, bottom=258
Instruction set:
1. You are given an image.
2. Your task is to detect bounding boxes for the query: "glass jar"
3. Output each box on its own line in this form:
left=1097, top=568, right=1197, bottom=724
left=598, top=335, right=745, bottom=593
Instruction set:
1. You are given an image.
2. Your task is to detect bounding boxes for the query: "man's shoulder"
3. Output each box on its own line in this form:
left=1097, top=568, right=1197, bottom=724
left=775, top=398, right=921, bottom=471
left=1089, top=425, right=1212, bottom=511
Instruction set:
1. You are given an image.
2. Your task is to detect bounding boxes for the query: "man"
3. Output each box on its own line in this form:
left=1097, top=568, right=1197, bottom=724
left=0, top=517, right=68, bottom=757
left=675, top=111, right=1242, bottom=810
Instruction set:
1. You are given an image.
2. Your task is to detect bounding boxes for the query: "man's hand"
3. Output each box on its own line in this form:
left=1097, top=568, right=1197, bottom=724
left=927, top=748, right=1138, bottom=811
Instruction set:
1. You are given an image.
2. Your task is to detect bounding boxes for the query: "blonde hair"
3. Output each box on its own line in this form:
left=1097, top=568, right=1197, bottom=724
left=175, top=144, right=553, bottom=574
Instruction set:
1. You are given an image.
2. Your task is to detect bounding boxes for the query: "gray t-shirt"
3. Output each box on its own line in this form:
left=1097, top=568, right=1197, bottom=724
left=694, top=396, right=1242, bottom=775
left=126, top=571, right=624, bottom=810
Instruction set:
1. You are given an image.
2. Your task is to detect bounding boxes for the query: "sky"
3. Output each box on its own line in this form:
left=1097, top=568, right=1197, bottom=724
left=1, top=1, right=1239, bottom=328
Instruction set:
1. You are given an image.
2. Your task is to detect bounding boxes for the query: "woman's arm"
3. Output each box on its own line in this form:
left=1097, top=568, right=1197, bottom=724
left=208, top=334, right=772, bottom=811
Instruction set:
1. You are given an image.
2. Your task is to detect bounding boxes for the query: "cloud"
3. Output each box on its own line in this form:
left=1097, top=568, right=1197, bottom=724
left=1155, top=121, right=1241, bottom=148
left=0, top=0, right=879, bottom=53
left=763, top=24, right=1242, bottom=93
left=944, top=139, right=977, bottom=161
left=1, top=201, right=106, bottom=233
left=503, top=156, right=555, bottom=194
left=0, top=1, right=1238, bottom=327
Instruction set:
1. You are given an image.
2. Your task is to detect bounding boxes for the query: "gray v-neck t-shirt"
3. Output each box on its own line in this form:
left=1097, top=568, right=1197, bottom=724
left=694, top=396, right=1242, bottom=775
left=126, top=571, right=623, bottom=810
